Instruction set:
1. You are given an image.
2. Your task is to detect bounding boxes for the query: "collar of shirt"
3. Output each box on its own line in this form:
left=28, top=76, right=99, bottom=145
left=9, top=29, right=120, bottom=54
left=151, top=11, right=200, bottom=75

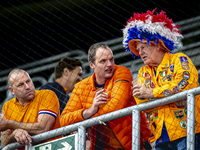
left=63, top=87, right=68, bottom=92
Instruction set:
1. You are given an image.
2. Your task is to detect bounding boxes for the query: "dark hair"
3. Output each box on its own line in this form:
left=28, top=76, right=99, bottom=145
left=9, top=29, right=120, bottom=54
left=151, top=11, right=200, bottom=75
left=88, top=42, right=109, bottom=63
left=54, top=57, right=83, bottom=79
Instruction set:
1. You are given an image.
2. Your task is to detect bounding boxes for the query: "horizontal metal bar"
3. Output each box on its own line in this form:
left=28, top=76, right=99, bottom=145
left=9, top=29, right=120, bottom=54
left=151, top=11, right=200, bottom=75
left=3, top=86, right=200, bottom=150
left=183, top=30, right=200, bottom=39
left=175, top=15, right=200, bottom=26
left=0, top=50, right=86, bottom=77
left=103, top=37, right=123, bottom=45
left=179, top=22, right=200, bottom=31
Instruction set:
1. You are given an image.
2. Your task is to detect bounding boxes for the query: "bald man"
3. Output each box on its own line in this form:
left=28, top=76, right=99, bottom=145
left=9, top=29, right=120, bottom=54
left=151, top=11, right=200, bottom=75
left=1, top=69, right=61, bottom=149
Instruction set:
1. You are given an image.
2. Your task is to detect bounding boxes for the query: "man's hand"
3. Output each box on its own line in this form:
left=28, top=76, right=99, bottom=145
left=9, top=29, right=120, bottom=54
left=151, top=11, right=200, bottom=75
left=83, top=89, right=108, bottom=119
left=92, top=89, right=108, bottom=110
left=132, top=85, right=154, bottom=99
left=174, top=99, right=187, bottom=108
left=13, top=129, right=33, bottom=146
left=70, top=130, right=78, bottom=135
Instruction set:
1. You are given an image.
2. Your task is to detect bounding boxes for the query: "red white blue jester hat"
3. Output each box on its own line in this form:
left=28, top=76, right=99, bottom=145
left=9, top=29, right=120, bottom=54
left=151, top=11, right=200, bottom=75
left=122, top=8, right=183, bottom=58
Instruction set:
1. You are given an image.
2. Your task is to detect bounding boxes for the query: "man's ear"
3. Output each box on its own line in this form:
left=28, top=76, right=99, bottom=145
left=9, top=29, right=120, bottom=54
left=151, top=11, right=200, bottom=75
left=9, top=86, right=15, bottom=95
left=89, top=61, right=95, bottom=70
left=63, top=68, right=69, bottom=76
left=157, top=42, right=165, bottom=52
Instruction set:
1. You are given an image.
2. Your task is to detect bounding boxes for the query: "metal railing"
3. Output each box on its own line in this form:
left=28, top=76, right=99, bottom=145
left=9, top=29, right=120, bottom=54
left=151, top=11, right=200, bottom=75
left=3, top=86, right=200, bottom=150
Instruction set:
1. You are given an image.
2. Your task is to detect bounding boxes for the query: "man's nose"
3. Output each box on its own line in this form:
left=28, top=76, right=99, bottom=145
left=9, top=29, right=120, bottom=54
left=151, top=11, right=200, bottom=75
left=106, top=60, right=112, bottom=66
left=24, top=83, right=30, bottom=89
left=138, top=49, right=144, bottom=55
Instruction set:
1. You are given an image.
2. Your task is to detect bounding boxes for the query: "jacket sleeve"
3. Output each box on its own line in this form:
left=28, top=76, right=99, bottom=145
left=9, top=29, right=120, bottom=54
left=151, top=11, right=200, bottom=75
left=153, top=53, right=199, bottom=98
left=92, top=67, right=133, bottom=117
left=60, top=86, right=85, bottom=127
left=135, top=53, right=199, bottom=106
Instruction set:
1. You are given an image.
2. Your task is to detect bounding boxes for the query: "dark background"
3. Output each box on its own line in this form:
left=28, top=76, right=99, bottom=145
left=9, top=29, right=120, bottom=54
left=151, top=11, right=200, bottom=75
left=1, top=0, right=200, bottom=71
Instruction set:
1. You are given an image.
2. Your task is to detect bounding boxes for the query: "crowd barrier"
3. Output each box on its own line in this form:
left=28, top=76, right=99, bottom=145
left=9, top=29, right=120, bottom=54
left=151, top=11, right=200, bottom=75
left=2, top=86, right=200, bottom=150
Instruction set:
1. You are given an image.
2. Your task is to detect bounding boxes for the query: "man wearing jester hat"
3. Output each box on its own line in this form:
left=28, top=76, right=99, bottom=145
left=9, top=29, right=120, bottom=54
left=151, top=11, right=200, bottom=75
left=123, top=8, right=200, bottom=149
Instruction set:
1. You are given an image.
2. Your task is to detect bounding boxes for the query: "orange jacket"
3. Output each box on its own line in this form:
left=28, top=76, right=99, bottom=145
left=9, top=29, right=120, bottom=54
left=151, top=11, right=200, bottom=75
left=61, top=65, right=151, bottom=149
left=134, top=52, right=200, bottom=143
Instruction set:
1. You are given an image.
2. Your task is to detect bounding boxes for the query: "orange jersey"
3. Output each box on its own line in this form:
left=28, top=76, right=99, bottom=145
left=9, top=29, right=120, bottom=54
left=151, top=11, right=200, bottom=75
left=3, top=90, right=61, bottom=149
left=134, top=52, right=200, bottom=143
left=61, top=65, right=151, bottom=149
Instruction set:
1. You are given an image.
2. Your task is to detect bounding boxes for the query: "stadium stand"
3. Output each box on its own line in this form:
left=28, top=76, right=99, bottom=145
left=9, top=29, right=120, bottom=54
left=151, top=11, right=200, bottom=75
left=0, top=15, right=200, bottom=149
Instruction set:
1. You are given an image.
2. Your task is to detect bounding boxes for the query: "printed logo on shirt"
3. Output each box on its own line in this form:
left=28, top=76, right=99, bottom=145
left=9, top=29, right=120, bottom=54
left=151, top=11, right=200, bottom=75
left=183, top=71, right=190, bottom=80
left=149, top=111, right=158, bottom=123
left=160, top=69, right=168, bottom=77
left=178, top=79, right=189, bottom=90
left=150, top=113, right=153, bottom=122
left=172, top=86, right=181, bottom=93
left=179, top=56, right=190, bottom=70
left=163, top=74, right=173, bottom=83
left=170, top=64, right=174, bottom=72
left=154, top=110, right=158, bottom=120
left=150, top=80, right=155, bottom=88
left=179, top=121, right=187, bottom=129
left=163, top=89, right=172, bottom=96
left=174, top=109, right=184, bottom=119
left=142, top=72, right=151, bottom=78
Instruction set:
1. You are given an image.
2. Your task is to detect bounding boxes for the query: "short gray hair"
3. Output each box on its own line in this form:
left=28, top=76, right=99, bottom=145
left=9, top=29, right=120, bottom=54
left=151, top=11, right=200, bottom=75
left=8, top=69, right=26, bottom=86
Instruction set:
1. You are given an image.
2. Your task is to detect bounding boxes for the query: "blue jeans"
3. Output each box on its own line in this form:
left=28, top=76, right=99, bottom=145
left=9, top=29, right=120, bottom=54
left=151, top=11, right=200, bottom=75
left=156, top=133, right=200, bottom=150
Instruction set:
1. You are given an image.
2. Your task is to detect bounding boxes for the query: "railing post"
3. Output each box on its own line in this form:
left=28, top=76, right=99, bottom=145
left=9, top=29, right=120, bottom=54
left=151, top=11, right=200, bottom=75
left=25, top=143, right=32, bottom=150
left=78, top=125, right=86, bottom=150
left=132, top=109, right=140, bottom=150
left=187, top=93, right=195, bottom=150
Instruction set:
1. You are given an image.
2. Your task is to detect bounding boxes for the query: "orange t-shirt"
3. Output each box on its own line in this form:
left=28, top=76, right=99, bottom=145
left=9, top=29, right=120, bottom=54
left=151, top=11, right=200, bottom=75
left=3, top=90, right=61, bottom=149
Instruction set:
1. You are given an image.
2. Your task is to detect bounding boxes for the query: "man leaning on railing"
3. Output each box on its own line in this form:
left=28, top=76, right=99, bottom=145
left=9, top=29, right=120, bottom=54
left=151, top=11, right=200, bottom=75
left=60, top=42, right=152, bottom=150
left=122, top=8, right=200, bottom=150
left=0, top=69, right=61, bottom=150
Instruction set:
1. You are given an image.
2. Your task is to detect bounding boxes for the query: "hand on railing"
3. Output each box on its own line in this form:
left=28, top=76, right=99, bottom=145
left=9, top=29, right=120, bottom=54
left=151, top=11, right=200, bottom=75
left=13, top=129, right=33, bottom=146
left=70, top=130, right=78, bottom=135
left=173, top=98, right=187, bottom=108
